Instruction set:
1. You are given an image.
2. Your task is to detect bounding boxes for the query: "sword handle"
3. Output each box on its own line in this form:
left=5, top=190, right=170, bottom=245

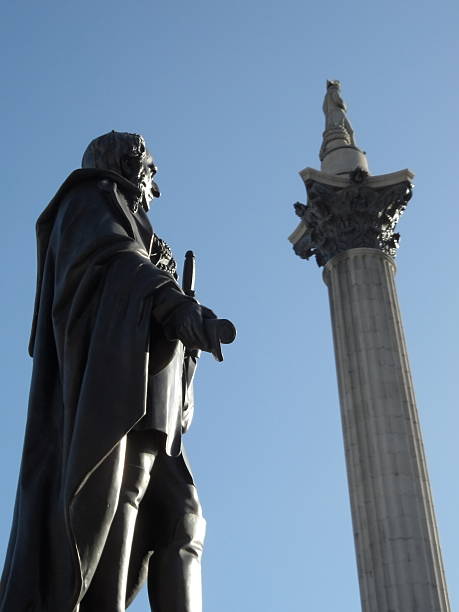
left=182, top=250, right=196, bottom=298
left=183, top=250, right=200, bottom=359
left=182, top=250, right=236, bottom=362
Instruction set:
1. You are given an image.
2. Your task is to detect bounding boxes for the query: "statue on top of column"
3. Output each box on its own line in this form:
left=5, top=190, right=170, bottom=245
left=320, top=80, right=357, bottom=161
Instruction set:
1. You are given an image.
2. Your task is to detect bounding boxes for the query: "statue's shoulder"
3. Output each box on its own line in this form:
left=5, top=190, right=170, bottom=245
left=39, top=169, right=141, bottom=227
left=35, top=170, right=94, bottom=227
left=52, top=168, right=139, bottom=203
left=58, top=169, right=122, bottom=202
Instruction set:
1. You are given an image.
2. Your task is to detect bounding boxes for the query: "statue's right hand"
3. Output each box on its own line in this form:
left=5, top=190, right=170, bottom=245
left=162, top=302, right=217, bottom=352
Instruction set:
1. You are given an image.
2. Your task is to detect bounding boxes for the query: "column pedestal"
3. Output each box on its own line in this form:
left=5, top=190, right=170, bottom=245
left=323, top=248, right=450, bottom=611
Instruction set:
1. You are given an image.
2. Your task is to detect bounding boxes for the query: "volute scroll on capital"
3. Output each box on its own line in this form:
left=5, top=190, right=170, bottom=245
left=291, top=171, right=413, bottom=267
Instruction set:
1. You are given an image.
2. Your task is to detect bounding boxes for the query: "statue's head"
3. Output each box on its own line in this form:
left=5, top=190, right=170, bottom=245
left=326, top=79, right=341, bottom=89
left=82, top=131, right=160, bottom=211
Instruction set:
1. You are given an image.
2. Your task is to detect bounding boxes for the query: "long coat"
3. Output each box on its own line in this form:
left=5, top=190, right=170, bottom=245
left=0, top=169, right=191, bottom=611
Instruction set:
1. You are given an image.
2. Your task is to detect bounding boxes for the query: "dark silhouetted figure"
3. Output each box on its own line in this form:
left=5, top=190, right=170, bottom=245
left=0, top=131, right=230, bottom=612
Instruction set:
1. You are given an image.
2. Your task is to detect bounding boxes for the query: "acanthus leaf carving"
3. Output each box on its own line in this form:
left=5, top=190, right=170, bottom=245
left=291, top=178, right=412, bottom=267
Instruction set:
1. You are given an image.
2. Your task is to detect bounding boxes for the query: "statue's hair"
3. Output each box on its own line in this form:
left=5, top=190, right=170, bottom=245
left=81, top=130, right=147, bottom=174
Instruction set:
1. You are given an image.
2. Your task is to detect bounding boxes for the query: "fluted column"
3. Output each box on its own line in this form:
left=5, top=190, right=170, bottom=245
left=324, top=248, right=449, bottom=611
left=289, top=167, right=450, bottom=611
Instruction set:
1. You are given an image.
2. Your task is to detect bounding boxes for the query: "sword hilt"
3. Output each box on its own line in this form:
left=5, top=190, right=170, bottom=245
left=182, top=250, right=196, bottom=298
left=182, top=249, right=236, bottom=362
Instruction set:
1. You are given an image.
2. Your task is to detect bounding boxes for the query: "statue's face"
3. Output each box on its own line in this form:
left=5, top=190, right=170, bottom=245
left=139, top=151, right=160, bottom=210
left=327, top=79, right=340, bottom=90
left=121, top=147, right=160, bottom=211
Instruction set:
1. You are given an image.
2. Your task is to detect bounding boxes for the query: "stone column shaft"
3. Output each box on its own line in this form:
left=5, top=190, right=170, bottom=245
left=323, top=248, right=450, bottom=611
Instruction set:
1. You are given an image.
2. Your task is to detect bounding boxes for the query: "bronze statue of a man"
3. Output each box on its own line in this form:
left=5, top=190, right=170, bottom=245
left=0, top=131, right=225, bottom=612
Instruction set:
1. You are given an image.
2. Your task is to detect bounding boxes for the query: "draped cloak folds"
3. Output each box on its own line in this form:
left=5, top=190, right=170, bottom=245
left=0, top=169, right=193, bottom=611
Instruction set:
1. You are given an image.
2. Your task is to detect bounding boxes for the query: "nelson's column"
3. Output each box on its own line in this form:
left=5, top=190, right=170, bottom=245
left=289, top=81, right=450, bottom=611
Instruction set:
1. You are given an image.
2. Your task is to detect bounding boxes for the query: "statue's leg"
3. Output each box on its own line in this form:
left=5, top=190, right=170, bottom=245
left=344, top=118, right=355, bottom=146
left=80, top=430, right=162, bottom=612
left=146, top=453, right=206, bottom=612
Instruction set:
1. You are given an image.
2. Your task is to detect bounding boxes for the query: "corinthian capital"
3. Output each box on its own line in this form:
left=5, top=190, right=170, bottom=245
left=289, top=168, right=414, bottom=267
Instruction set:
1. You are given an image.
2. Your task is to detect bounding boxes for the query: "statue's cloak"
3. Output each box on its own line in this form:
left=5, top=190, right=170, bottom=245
left=0, top=169, right=186, bottom=611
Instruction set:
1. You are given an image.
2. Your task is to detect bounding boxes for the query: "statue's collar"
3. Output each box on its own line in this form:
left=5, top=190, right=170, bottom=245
left=37, top=168, right=142, bottom=229
left=57, top=168, right=141, bottom=199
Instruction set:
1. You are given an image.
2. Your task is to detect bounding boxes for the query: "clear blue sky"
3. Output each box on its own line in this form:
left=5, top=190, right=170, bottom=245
left=1, top=1, right=458, bottom=610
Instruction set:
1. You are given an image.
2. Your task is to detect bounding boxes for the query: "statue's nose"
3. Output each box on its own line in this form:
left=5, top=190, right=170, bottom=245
left=152, top=181, right=160, bottom=198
